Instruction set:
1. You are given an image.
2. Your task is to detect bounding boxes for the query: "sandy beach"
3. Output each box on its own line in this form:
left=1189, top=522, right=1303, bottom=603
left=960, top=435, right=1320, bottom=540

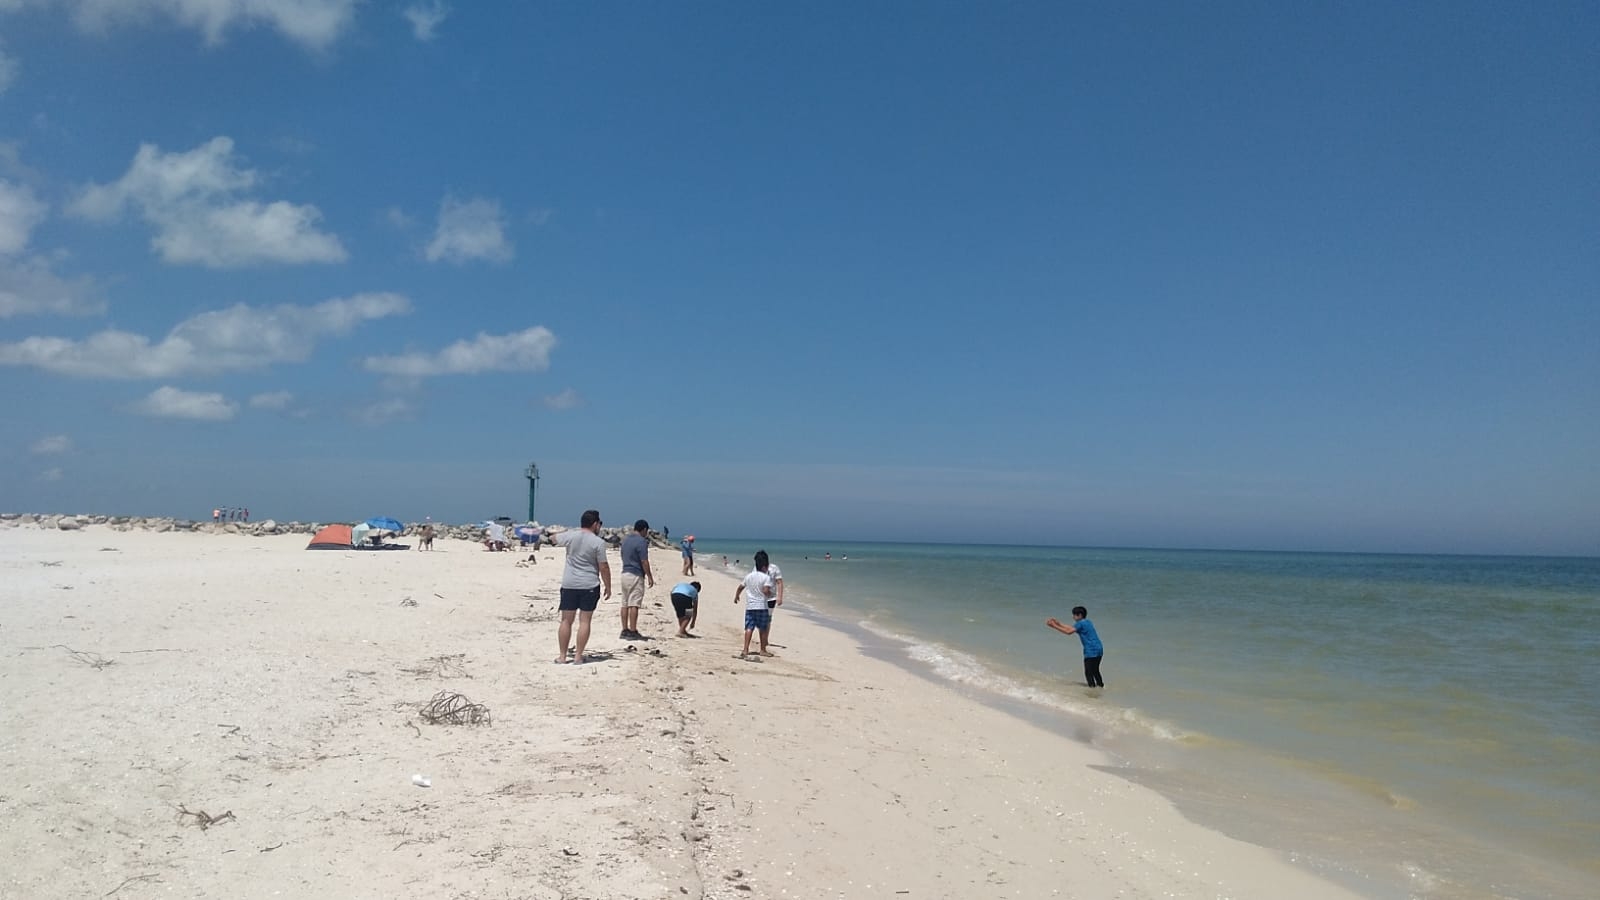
left=1, top=523, right=1365, bottom=899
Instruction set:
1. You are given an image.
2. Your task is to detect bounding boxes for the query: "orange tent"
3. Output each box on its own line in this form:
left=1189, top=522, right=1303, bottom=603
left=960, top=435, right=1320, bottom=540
left=306, top=523, right=353, bottom=549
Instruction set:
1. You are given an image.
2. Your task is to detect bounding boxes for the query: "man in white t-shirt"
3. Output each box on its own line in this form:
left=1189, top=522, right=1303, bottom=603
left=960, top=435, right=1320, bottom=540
left=554, top=509, right=611, bottom=665
left=732, top=550, right=776, bottom=659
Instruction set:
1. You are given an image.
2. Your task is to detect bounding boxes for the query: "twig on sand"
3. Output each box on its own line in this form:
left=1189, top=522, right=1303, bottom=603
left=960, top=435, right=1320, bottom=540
left=54, top=645, right=114, bottom=669
left=405, top=720, right=422, bottom=738
left=176, top=804, right=236, bottom=830
left=418, top=690, right=491, bottom=726
left=259, top=842, right=284, bottom=853
left=104, top=874, right=159, bottom=896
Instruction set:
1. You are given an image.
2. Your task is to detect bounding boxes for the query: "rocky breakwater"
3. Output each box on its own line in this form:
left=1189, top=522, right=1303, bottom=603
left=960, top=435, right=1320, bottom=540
left=0, top=514, right=680, bottom=551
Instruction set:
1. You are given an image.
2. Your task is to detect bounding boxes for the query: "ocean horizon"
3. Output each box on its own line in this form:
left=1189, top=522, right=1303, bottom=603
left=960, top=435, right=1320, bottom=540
left=693, top=538, right=1600, bottom=900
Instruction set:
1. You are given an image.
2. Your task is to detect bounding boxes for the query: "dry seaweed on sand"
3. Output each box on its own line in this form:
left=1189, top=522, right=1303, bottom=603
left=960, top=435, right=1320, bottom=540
left=399, top=653, right=470, bottom=678
left=54, top=645, right=114, bottom=669
left=419, top=690, right=491, bottom=726
left=176, top=804, right=235, bottom=830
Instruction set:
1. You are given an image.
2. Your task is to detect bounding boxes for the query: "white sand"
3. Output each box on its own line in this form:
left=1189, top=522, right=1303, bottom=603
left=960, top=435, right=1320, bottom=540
left=0, top=525, right=1362, bottom=899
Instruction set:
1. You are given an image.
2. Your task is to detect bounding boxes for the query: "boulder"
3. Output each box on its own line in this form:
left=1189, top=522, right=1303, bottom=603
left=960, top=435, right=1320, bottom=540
left=57, top=516, right=82, bottom=531
left=257, top=519, right=278, bottom=534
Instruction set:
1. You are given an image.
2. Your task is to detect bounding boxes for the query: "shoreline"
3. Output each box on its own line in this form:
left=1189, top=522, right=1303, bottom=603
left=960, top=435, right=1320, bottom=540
left=3, top=521, right=1367, bottom=898
left=693, top=542, right=1599, bottom=900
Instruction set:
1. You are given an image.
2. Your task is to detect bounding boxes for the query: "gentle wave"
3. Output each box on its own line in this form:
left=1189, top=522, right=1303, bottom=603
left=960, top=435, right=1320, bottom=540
left=849, top=615, right=1196, bottom=744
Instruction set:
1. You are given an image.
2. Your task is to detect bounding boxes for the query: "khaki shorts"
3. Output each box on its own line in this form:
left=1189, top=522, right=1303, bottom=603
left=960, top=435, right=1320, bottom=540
left=620, top=572, right=646, bottom=608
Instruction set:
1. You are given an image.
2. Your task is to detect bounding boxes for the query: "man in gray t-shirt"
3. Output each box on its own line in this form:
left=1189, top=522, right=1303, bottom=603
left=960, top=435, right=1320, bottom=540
left=618, top=520, right=654, bottom=640
left=554, top=509, right=611, bottom=665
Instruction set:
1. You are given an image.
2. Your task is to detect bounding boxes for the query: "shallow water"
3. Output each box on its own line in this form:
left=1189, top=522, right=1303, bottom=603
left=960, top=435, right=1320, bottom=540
left=700, top=540, right=1600, bottom=899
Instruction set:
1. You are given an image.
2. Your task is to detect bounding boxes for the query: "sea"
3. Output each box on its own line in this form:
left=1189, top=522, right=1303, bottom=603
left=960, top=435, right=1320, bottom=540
left=694, top=540, right=1600, bottom=900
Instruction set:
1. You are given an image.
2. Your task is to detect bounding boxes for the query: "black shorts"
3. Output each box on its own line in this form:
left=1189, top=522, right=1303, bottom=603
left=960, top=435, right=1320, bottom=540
left=671, top=592, right=696, bottom=618
left=767, top=599, right=777, bottom=609
left=559, top=586, right=601, bottom=612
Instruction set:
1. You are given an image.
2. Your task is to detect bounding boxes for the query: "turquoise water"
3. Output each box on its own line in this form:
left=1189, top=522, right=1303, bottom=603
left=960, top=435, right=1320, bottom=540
left=698, top=541, right=1600, bottom=899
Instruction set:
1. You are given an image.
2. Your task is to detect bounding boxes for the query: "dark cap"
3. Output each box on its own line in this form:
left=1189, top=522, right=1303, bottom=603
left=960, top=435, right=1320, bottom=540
left=634, top=519, right=650, bottom=533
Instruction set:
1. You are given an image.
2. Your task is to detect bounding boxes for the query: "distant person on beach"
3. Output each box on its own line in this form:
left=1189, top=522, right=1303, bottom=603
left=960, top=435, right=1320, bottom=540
left=484, top=521, right=507, bottom=552
left=212, top=508, right=220, bottom=523
left=670, top=581, right=701, bottom=637
left=680, top=535, right=696, bottom=576
left=417, top=522, right=435, bottom=551
left=555, top=510, right=611, bottom=665
left=1046, top=606, right=1105, bottom=688
left=733, top=550, right=777, bottom=659
left=619, top=519, right=655, bottom=641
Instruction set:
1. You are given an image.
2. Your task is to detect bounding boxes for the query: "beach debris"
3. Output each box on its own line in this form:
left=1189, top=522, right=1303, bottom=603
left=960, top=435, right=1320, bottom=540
left=176, top=804, right=235, bottom=830
left=400, top=654, right=470, bottom=679
left=418, top=690, right=491, bottom=726
left=411, top=774, right=431, bottom=788
left=55, top=645, right=114, bottom=670
left=399, top=596, right=417, bottom=607
left=39, top=560, right=62, bottom=566
left=258, top=842, right=284, bottom=853
left=562, top=847, right=579, bottom=857
left=103, top=874, right=159, bottom=896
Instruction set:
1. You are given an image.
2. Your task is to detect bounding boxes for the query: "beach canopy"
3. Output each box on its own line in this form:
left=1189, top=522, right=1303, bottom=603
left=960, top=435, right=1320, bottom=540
left=365, top=516, right=404, bottom=532
left=306, top=523, right=353, bottom=549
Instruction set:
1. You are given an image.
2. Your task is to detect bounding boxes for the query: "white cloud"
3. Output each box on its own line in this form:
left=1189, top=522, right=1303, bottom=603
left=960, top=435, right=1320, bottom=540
left=402, top=0, right=448, bottom=41
left=424, top=195, right=512, bottom=264
left=380, top=205, right=414, bottom=228
left=39, top=466, right=63, bottom=482
left=248, top=389, right=293, bottom=410
left=132, top=385, right=238, bottom=421
left=0, top=176, right=105, bottom=318
left=0, top=179, right=47, bottom=255
left=542, top=387, right=582, bottom=410
left=352, top=396, right=413, bottom=425
left=363, top=325, right=555, bottom=377
left=0, top=253, right=105, bottom=318
left=0, top=291, right=410, bottom=378
left=3, top=0, right=360, bottom=51
left=70, top=136, right=347, bottom=267
left=30, top=433, right=72, bottom=454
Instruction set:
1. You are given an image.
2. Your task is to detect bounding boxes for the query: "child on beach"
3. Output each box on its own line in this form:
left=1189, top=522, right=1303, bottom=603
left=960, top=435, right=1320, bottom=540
left=733, top=550, right=776, bottom=658
left=670, top=581, right=701, bottom=637
left=1046, top=606, right=1105, bottom=687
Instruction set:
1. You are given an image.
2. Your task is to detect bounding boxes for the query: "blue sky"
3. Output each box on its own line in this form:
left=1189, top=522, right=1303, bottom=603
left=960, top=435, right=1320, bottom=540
left=1, top=1, right=1595, bottom=555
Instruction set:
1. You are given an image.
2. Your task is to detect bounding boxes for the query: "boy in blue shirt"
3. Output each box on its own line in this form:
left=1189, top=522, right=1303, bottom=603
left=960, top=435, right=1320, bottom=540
left=1047, top=606, right=1105, bottom=688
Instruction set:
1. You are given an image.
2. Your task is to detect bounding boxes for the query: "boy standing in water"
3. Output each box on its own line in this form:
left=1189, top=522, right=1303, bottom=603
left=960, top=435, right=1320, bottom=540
left=1046, top=606, right=1105, bottom=687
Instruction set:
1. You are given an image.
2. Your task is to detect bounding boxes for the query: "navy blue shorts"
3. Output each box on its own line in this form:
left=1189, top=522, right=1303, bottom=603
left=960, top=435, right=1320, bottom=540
left=744, top=608, right=772, bottom=631
left=559, top=586, right=601, bottom=612
left=671, top=592, right=696, bottom=618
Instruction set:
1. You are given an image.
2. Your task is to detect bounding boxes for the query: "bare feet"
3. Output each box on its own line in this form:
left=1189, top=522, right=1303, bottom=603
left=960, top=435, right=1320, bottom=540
left=759, top=650, right=776, bottom=657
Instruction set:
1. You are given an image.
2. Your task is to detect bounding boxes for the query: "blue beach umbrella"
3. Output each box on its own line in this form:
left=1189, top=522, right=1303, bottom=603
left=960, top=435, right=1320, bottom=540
left=365, top=516, right=404, bottom=532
